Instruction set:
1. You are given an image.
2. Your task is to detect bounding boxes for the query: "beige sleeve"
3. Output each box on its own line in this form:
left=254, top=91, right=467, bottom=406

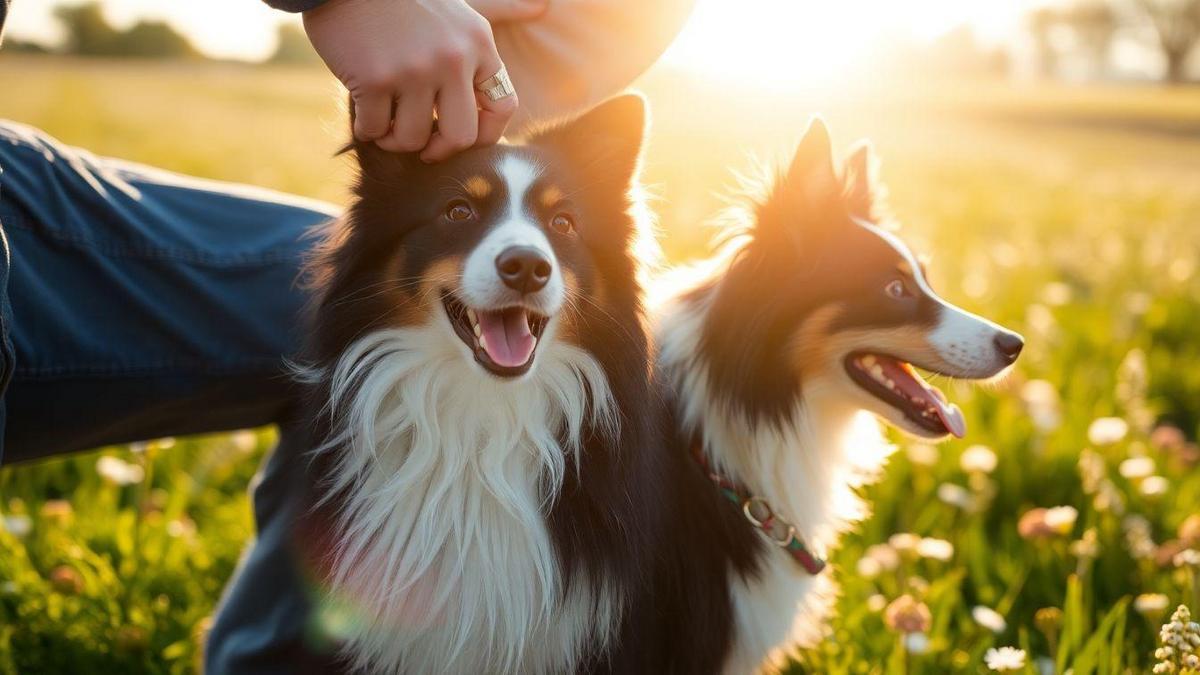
left=491, top=0, right=697, bottom=131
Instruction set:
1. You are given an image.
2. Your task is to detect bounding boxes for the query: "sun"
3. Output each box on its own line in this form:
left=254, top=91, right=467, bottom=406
left=660, top=0, right=1034, bottom=90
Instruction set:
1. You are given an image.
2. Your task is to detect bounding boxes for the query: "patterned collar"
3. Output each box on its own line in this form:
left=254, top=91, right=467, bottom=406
left=691, top=444, right=826, bottom=575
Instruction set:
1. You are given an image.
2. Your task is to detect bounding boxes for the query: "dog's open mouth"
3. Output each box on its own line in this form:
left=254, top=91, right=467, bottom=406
left=844, top=352, right=966, bottom=438
left=442, top=292, right=550, bottom=378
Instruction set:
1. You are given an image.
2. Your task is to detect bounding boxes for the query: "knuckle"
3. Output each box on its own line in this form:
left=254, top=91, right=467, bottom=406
left=467, top=18, right=494, bottom=45
left=434, top=44, right=469, bottom=68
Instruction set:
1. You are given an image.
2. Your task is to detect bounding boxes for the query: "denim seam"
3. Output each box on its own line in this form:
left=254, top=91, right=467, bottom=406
left=12, top=358, right=290, bottom=380
left=3, top=218, right=300, bottom=269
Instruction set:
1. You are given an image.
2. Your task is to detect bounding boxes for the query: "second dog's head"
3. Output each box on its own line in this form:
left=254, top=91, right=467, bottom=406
left=697, top=119, right=1023, bottom=439
left=309, top=95, right=649, bottom=382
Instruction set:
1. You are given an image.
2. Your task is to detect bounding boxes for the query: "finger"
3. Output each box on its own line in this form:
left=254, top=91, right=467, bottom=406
left=420, top=78, right=479, bottom=163
left=376, top=89, right=436, bottom=153
left=351, top=91, right=394, bottom=141
left=475, top=88, right=518, bottom=147
left=472, top=46, right=517, bottom=147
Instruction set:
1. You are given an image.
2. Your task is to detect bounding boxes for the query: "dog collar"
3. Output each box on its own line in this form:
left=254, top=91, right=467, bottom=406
left=691, top=444, right=827, bottom=575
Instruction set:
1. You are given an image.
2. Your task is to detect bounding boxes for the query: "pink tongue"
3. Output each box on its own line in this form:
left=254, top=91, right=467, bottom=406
left=878, top=358, right=967, bottom=438
left=477, top=308, right=535, bottom=368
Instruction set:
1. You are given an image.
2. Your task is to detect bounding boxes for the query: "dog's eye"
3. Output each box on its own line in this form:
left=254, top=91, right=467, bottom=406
left=445, top=200, right=475, bottom=222
left=885, top=279, right=911, bottom=299
left=550, top=213, right=575, bottom=234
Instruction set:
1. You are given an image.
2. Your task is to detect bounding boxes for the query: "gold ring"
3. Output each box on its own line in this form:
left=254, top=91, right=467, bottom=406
left=476, top=66, right=516, bottom=102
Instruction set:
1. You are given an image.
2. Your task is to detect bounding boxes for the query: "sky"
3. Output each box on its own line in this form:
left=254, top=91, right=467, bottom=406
left=7, top=0, right=1043, bottom=71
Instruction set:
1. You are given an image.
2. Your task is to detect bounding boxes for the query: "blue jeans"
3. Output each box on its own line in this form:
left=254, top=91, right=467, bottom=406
left=0, top=121, right=335, bottom=672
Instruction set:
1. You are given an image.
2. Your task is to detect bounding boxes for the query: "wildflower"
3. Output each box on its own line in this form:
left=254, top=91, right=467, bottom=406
left=1119, top=456, right=1156, bottom=480
left=884, top=594, right=931, bottom=634
left=1070, top=528, right=1100, bottom=559
left=1174, top=549, right=1200, bottom=568
left=904, top=631, right=930, bottom=654
left=867, top=594, right=887, bottom=612
left=888, top=533, right=921, bottom=554
left=167, top=517, right=197, bottom=539
left=1042, top=282, right=1072, bottom=306
left=973, top=605, right=1007, bottom=634
left=232, top=430, right=258, bottom=453
left=906, top=443, right=938, bottom=467
left=865, top=543, right=901, bottom=571
left=1179, top=515, right=1200, bottom=547
left=1044, top=506, right=1078, bottom=533
left=2, top=514, right=32, bottom=538
left=856, top=557, right=882, bottom=579
left=39, top=499, right=73, bottom=525
left=1135, top=593, right=1171, bottom=616
left=1019, top=506, right=1076, bottom=540
left=1151, top=425, right=1186, bottom=451
left=1087, top=417, right=1129, bottom=445
left=49, top=565, right=83, bottom=595
left=937, top=483, right=974, bottom=510
left=1124, top=515, right=1158, bottom=560
left=917, top=537, right=954, bottom=562
left=961, top=445, right=998, bottom=474
left=96, top=456, right=145, bottom=486
left=1153, top=605, right=1200, bottom=674
left=1078, top=449, right=1107, bottom=494
left=1020, top=379, right=1062, bottom=432
left=984, top=646, right=1026, bottom=671
left=1141, top=476, right=1170, bottom=498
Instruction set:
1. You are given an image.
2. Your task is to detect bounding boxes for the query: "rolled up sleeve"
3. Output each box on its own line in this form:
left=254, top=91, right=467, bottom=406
left=494, top=0, right=697, bottom=129
left=262, top=0, right=327, bottom=12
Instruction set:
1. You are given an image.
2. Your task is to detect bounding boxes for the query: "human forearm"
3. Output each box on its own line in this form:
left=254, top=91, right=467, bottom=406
left=488, top=0, right=696, bottom=130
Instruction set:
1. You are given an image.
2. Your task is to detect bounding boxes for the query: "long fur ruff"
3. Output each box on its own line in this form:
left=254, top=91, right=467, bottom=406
left=310, top=321, right=620, bottom=675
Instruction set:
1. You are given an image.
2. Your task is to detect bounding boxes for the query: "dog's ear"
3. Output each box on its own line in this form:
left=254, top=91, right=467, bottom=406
left=842, top=140, right=888, bottom=221
left=526, top=93, right=648, bottom=192
left=784, top=116, right=839, bottom=206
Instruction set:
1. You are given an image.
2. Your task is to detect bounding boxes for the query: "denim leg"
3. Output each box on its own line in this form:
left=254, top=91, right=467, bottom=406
left=0, top=120, right=337, bottom=462
left=0, top=121, right=338, bottom=672
left=205, top=416, right=342, bottom=674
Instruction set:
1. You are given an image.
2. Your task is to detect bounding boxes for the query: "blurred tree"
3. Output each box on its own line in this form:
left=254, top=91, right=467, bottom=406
left=268, top=23, right=321, bottom=65
left=55, top=2, right=120, bottom=56
left=55, top=2, right=196, bottom=59
left=119, top=21, right=196, bottom=59
left=1027, top=7, right=1063, bottom=78
left=1061, top=1, right=1118, bottom=78
left=1134, top=0, right=1200, bottom=82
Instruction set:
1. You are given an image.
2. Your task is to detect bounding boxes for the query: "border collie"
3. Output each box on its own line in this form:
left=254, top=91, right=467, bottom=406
left=649, top=118, right=1025, bottom=673
left=295, top=95, right=663, bottom=674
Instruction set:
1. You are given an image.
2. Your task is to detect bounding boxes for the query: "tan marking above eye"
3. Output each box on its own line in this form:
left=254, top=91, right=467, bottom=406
left=463, top=176, right=492, bottom=200
left=896, top=260, right=914, bottom=277
left=540, top=185, right=564, bottom=209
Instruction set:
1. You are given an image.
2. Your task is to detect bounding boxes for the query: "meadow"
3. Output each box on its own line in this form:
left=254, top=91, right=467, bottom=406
left=1, top=55, right=1199, bottom=674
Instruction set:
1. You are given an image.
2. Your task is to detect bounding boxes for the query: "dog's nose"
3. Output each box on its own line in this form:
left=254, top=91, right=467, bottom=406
left=993, top=331, right=1024, bottom=364
left=496, top=246, right=552, bottom=294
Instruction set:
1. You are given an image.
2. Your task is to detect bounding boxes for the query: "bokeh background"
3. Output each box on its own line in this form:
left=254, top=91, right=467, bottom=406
left=1, top=1, right=1199, bottom=673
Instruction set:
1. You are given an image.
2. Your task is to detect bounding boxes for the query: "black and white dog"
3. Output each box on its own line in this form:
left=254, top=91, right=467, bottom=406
left=647, top=118, right=1025, bottom=672
left=295, top=95, right=665, bottom=674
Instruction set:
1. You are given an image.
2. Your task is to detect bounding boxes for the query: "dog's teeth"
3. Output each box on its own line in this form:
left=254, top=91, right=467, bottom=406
left=885, top=378, right=896, bottom=390
left=862, top=355, right=877, bottom=367
left=467, top=308, right=477, bottom=323
left=530, top=336, right=538, bottom=350
left=870, top=364, right=885, bottom=379
left=479, top=333, right=489, bottom=352
left=473, top=323, right=482, bottom=338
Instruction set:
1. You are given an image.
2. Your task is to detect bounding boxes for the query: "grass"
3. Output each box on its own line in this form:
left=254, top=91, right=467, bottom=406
left=1, top=54, right=1199, bottom=674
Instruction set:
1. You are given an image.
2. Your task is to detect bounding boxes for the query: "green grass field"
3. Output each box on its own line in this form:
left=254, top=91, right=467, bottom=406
left=1, top=55, right=1199, bottom=674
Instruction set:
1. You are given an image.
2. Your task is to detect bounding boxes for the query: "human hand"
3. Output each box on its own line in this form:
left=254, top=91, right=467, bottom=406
left=303, top=0, right=517, bottom=162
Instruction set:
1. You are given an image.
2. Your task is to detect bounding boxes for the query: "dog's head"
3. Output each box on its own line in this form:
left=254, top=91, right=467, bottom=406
left=701, top=119, right=1023, bottom=439
left=310, top=95, right=649, bottom=381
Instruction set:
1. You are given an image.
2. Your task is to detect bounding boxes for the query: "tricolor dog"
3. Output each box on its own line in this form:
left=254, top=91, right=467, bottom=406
left=647, top=118, right=1024, bottom=673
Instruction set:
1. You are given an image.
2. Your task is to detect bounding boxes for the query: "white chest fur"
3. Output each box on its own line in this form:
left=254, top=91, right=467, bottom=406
left=314, top=325, right=619, bottom=675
